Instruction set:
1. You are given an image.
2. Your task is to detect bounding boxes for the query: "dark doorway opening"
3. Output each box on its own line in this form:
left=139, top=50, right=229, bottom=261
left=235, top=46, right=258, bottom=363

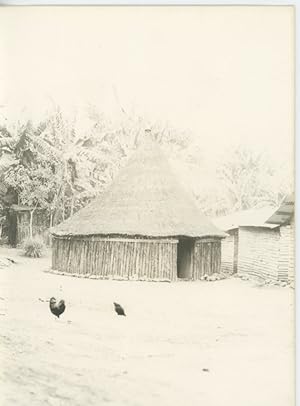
left=7, top=211, right=17, bottom=247
left=177, top=239, right=193, bottom=279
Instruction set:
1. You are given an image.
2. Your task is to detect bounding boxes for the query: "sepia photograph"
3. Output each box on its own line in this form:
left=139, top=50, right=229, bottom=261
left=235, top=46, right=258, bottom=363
left=0, top=5, right=295, bottom=405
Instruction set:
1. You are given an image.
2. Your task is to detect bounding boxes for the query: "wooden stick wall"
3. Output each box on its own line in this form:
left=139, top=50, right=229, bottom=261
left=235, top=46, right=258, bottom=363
left=52, top=237, right=178, bottom=281
left=51, top=236, right=222, bottom=281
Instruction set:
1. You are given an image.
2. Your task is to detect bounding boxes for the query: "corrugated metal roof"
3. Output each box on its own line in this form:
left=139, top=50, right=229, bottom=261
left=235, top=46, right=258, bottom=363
left=266, top=194, right=294, bottom=225
left=212, top=207, right=279, bottom=232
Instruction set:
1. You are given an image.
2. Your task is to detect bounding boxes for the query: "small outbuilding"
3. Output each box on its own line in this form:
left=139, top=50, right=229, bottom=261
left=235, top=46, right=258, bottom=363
left=213, top=207, right=278, bottom=279
left=213, top=197, right=295, bottom=283
left=51, top=138, right=226, bottom=281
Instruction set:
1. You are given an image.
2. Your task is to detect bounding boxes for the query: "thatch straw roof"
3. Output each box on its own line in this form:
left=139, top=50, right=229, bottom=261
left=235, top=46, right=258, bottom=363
left=51, top=139, right=226, bottom=238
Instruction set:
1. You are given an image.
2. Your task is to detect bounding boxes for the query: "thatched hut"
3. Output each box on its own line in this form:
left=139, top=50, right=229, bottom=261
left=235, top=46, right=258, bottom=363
left=51, top=138, right=225, bottom=281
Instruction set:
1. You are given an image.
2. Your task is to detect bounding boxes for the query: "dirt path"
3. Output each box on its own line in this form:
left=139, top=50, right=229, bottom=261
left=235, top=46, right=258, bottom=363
left=0, top=247, right=295, bottom=406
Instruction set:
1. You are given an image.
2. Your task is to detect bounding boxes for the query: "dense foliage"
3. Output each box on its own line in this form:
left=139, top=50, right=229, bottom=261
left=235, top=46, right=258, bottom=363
left=0, top=105, right=293, bottom=231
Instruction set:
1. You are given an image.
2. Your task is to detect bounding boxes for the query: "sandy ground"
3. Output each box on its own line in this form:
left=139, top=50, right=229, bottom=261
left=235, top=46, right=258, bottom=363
left=0, top=246, right=295, bottom=406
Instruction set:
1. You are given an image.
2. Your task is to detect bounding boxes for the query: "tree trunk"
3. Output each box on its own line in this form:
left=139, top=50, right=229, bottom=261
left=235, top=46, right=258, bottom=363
left=70, top=195, right=75, bottom=217
left=29, top=204, right=38, bottom=239
left=62, top=188, right=65, bottom=221
left=49, top=211, right=53, bottom=247
left=29, top=210, right=33, bottom=238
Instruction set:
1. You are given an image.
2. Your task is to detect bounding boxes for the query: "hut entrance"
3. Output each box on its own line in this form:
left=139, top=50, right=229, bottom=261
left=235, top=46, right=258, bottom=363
left=177, top=239, right=193, bottom=279
left=7, top=210, right=17, bottom=247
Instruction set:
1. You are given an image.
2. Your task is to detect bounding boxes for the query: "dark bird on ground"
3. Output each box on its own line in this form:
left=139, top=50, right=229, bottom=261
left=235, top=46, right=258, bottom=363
left=6, top=257, right=17, bottom=264
left=49, top=297, right=66, bottom=318
left=113, top=302, right=126, bottom=316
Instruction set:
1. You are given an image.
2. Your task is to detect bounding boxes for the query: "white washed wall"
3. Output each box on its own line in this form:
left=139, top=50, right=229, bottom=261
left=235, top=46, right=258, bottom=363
left=287, top=217, right=295, bottom=283
left=278, top=225, right=290, bottom=282
left=238, top=227, right=280, bottom=280
left=289, top=218, right=295, bottom=282
left=277, top=219, right=295, bottom=283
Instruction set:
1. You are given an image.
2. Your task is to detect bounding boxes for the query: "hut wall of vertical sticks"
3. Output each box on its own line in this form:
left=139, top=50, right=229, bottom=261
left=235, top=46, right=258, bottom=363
left=52, top=236, right=179, bottom=281
left=51, top=137, right=226, bottom=281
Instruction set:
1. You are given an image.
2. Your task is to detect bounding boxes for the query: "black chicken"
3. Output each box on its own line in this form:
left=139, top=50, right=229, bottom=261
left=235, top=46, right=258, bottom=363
left=49, top=297, right=66, bottom=318
left=113, top=302, right=126, bottom=316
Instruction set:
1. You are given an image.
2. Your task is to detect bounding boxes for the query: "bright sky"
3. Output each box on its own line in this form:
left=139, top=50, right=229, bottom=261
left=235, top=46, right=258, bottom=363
left=0, top=5, right=295, bottom=166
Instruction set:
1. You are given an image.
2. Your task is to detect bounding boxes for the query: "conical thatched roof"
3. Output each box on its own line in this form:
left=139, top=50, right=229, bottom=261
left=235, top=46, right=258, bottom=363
left=51, top=139, right=225, bottom=238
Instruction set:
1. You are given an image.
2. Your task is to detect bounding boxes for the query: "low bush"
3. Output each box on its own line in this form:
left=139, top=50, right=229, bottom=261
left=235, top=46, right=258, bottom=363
left=23, top=237, right=45, bottom=258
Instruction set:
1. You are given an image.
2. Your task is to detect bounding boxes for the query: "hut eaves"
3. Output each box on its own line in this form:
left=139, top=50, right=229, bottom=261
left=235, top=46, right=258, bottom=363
left=266, top=194, right=294, bottom=225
